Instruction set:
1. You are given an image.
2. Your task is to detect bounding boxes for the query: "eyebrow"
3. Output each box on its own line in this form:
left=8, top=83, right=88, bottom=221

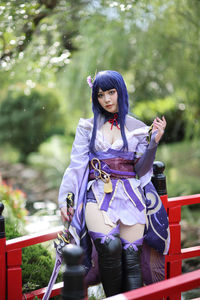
left=98, top=88, right=115, bottom=94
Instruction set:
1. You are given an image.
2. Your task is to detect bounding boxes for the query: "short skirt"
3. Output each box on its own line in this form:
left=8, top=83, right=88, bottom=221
left=86, top=179, right=147, bottom=227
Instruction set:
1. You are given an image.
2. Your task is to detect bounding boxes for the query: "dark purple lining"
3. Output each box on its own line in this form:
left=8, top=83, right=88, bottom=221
left=89, top=168, right=135, bottom=176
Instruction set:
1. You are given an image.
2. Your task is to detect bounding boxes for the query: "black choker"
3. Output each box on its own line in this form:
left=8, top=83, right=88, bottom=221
left=104, top=112, right=120, bottom=130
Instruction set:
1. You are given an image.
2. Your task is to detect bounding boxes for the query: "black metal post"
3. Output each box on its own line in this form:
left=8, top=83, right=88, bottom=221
left=151, top=161, right=167, bottom=196
left=0, top=202, right=5, bottom=239
left=62, top=244, right=86, bottom=300
left=0, top=202, right=6, bottom=300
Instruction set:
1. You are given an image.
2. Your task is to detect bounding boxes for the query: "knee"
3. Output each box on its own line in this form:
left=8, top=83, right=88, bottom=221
left=94, top=235, right=122, bottom=258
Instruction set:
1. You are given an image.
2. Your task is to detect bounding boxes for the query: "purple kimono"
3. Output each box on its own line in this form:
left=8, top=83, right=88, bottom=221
left=58, top=114, right=170, bottom=285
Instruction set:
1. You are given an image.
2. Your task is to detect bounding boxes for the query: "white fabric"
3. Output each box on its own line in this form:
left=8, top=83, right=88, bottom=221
left=58, top=115, right=153, bottom=208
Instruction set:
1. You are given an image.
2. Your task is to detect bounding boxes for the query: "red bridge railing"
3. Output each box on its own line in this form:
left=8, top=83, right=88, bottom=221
left=0, top=161, right=200, bottom=300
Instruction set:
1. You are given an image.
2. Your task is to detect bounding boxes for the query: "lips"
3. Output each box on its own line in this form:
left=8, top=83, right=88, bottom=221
left=105, top=105, right=112, bottom=108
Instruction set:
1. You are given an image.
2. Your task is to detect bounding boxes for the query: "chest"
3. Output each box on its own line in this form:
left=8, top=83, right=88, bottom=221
left=99, top=122, right=128, bottom=145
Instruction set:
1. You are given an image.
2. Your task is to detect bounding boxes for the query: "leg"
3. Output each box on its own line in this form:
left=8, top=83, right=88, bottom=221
left=85, top=203, right=122, bottom=297
left=120, top=223, right=145, bottom=292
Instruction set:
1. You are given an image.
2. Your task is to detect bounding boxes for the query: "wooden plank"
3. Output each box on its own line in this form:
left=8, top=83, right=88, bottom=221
left=23, top=281, right=63, bottom=299
left=7, top=249, right=22, bottom=300
left=6, top=226, right=63, bottom=251
left=0, top=237, right=6, bottom=300
left=165, top=246, right=200, bottom=262
left=167, top=194, right=200, bottom=207
left=168, top=224, right=181, bottom=255
left=107, top=269, right=200, bottom=300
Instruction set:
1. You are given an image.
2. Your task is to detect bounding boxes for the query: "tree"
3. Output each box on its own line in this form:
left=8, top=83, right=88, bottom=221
left=0, top=87, right=63, bottom=161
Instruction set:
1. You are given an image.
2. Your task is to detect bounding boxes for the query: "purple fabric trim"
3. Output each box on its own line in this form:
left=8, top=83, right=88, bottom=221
left=149, top=131, right=158, bottom=149
left=89, top=148, right=134, bottom=161
left=89, top=168, right=136, bottom=177
left=135, top=139, right=157, bottom=178
left=109, top=168, right=135, bottom=176
left=121, top=236, right=144, bottom=251
left=88, top=225, right=120, bottom=244
left=86, top=198, right=97, bottom=204
left=123, top=180, right=145, bottom=212
left=42, top=251, right=62, bottom=300
left=100, top=180, right=118, bottom=211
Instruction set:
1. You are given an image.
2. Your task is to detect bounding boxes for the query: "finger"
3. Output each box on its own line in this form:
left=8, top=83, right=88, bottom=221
left=61, top=214, right=69, bottom=223
left=61, top=208, right=69, bottom=222
left=162, top=116, right=167, bottom=127
left=153, top=121, right=164, bottom=129
left=154, top=120, right=166, bottom=129
left=156, top=117, right=166, bottom=126
left=156, top=116, right=162, bottom=122
left=68, top=207, right=74, bottom=215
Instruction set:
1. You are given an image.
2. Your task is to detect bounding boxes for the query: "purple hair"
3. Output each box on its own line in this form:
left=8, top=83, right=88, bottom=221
left=90, top=70, right=129, bottom=152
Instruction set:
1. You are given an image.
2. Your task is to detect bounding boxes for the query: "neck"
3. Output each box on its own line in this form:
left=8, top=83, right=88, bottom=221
left=104, top=112, right=120, bottom=130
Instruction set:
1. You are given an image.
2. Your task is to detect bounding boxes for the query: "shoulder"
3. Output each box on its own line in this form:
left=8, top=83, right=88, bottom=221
left=125, top=115, right=146, bottom=130
left=74, top=118, right=93, bottom=140
left=126, top=115, right=150, bottom=137
left=78, top=117, right=93, bottom=131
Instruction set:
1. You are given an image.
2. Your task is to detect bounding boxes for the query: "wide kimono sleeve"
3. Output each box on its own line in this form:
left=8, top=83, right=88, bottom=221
left=134, top=126, right=158, bottom=188
left=58, top=118, right=90, bottom=209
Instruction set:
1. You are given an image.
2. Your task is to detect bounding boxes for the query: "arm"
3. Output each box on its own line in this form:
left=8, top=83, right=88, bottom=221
left=134, top=131, right=158, bottom=178
left=135, top=116, right=166, bottom=178
left=58, top=120, right=90, bottom=222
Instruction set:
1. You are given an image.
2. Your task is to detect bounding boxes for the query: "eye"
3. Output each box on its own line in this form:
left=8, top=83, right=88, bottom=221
left=98, top=93, right=104, bottom=98
left=109, top=90, right=116, bottom=95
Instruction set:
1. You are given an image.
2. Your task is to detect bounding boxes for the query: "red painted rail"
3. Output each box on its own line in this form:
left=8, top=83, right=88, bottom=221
left=0, top=194, right=200, bottom=300
left=161, top=193, right=200, bottom=300
left=4, top=226, right=63, bottom=300
left=107, top=269, right=200, bottom=300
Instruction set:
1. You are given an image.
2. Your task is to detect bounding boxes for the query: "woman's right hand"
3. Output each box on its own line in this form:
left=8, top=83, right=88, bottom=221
left=60, top=207, right=74, bottom=224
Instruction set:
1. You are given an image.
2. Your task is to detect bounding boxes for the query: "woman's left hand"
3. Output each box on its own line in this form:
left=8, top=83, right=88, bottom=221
left=152, top=116, right=167, bottom=143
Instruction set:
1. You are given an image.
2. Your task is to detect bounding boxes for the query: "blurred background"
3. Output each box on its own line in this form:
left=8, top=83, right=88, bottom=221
left=0, top=0, right=199, bottom=298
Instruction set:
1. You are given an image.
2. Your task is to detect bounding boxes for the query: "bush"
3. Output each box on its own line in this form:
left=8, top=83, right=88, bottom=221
left=1, top=174, right=62, bottom=294
left=5, top=219, right=62, bottom=294
left=0, top=86, right=64, bottom=162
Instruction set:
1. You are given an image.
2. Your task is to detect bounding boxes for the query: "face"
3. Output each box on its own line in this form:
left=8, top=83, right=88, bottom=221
left=97, top=88, right=118, bottom=113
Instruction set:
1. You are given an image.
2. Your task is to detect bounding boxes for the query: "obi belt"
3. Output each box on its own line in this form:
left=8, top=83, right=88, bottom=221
left=88, top=150, right=145, bottom=213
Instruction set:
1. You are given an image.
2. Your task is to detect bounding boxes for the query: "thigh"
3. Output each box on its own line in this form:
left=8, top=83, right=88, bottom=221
left=85, top=202, right=115, bottom=234
left=119, top=222, right=145, bottom=243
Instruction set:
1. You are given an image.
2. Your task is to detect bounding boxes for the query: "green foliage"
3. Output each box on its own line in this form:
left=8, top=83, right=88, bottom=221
left=5, top=221, right=62, bottom=294
left=28, top=134, right=74, bottom=189
left=133, top=96, right=186, bottom=143
left=156, top=140, right=200, bottom=198
left=1, top=0, right=200, bottom=140
left=22, top=244, right=56, bottom=293
left=0, top=174, right=28, bottom=223
left=0, top=86, right=64, bottom=161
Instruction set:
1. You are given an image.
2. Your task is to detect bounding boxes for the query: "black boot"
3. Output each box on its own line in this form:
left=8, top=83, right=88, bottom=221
left=92, top=233, right=122, bottom=297
left=121, top=239, right=143, bottom=292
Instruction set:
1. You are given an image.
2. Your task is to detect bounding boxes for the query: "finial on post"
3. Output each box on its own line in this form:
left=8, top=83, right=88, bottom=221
left=0, top=203, right=5, bottom=239
left=151, top=161, right=167, bottom=196
left=62, top=244, right=86, bottom=300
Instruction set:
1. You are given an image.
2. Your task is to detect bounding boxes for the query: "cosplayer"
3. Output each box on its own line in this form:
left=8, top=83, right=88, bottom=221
left=58, top=70, right=170, bottom=297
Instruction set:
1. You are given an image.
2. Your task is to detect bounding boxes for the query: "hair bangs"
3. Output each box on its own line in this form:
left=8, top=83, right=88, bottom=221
left=90, top=70, right=129, bottom=153
left=94, top=72, right=116, bottom=92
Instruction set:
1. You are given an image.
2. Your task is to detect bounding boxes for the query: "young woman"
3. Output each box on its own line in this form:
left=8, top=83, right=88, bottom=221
left=58, top=70, right=170, bottom=297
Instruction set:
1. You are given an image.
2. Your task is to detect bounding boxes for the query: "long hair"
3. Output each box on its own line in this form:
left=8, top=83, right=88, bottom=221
left=90, top=70, right=129, bottom=152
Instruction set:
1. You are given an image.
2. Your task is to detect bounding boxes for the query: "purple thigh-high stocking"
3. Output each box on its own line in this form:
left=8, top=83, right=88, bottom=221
left=88, top=225, right=122, bottom=297
left=120, top=237, right=143, bottom=292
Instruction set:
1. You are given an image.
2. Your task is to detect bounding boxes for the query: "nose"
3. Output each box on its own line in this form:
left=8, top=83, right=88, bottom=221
left=105, top=93, right=111, bottom=102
